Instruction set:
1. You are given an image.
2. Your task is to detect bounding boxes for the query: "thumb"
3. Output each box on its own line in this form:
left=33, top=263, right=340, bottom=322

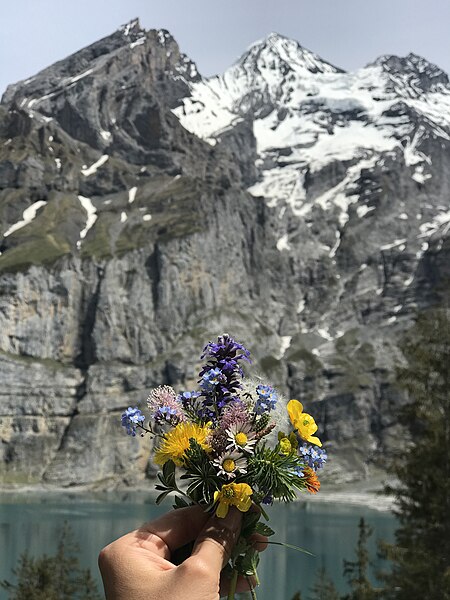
left=190, top=507, right=242, bottom=573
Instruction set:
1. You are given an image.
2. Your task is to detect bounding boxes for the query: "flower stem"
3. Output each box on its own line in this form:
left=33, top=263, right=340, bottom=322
left=245, top=576, right=257, bottom=600
left=227, top=569, right=238, bottom=600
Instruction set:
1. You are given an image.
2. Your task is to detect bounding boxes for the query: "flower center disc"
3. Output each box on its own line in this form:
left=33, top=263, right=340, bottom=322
left=235, top=432, right=248, bottom=446
left=223, top=459, right=236, bottom=472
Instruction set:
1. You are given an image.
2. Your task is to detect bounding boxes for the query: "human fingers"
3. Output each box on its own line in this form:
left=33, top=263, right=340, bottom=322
left=249, top=532, right=268, bottom=552
left=190, top=507, right=242, bottom=573
left=219, top=572, right=258, bottom=597
left=114, top=505, right=211, bottom=560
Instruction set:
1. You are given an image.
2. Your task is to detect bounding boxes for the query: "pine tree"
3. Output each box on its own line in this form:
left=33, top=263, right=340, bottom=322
left=342, top=518, right=380, bottom=600
left=308, top=567, right=340, bottom=600
left=1, top=523, right=102, bottom=600
left=381, top=308, right=450, bottom=599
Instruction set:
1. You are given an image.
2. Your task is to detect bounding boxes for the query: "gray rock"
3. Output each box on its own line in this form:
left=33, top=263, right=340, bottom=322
left=0, top=21, right=449, bottom=488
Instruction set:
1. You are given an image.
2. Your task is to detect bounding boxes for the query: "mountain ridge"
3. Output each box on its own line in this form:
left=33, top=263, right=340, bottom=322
left=0, top=20, right=448, bottom=489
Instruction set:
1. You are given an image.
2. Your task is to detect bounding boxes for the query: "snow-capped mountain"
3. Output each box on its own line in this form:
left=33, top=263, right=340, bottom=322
left=0, top=22, right=449, bottom=488
left=176, top=33, right=450, bottom=226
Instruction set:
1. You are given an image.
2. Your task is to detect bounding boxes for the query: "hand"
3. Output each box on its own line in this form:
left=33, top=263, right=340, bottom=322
left=98, top=505, right=267, bottom=600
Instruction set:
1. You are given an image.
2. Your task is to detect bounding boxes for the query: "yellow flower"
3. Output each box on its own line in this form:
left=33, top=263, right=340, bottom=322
left=277, top=431, right=298, bottom=454
left=287, top=399, right=322, bottom=447
left=213, top=482, right=253, bottom=518
left=154, top=422, right=211, bottom=466
left=279, top=437, right=292, bottom=455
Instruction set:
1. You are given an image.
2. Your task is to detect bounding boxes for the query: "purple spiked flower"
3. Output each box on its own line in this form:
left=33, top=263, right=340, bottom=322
left=198, top=334, right=251, bottom=418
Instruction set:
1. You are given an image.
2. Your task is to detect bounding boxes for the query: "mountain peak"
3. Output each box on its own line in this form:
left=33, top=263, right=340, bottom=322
left=119, top=18, right=144, bottom=37
left=369, top=52, right=449, bottom=92
left=243, top=33, right=343, bottom=75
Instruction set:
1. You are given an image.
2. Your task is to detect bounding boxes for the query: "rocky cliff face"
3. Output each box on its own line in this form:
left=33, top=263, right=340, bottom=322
left=0, top=21, right=449, bottom=488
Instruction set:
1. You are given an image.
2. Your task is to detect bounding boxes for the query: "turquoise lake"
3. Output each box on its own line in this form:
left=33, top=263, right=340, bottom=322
left=0, top=492, right=396, bottom=599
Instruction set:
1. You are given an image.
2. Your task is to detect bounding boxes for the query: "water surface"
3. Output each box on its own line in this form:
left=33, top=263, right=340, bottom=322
left=0, top=492, right=396, bottom=599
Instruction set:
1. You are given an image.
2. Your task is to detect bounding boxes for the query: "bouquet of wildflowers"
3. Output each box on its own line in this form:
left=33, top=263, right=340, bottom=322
left=122, top=334, right=327, bottom=598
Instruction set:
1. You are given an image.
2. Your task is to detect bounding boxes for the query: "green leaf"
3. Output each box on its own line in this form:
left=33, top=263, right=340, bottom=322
left=173, top=495, right=190, bottom=509
left=155, top=490, right=172, bottom=505
left=254, top=522, right=275, bottom=537
left=266, top=541, right=315, bottom=556
left=162, top=460, right=176, bottom=486
left=241, top=511, right=260, bottom=537
left=236, top=547, right=260, bottom=577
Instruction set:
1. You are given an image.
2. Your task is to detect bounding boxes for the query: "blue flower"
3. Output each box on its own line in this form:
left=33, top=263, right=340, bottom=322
left=154, top=405, right=179, bottom=425
left=299, top=443, right=328, bottom=471
left=121, top=407, right=145, bottom=436
left=179, top=391, right=215, bottom=421
left=179, top=391, right=201, bottom=402
left=255, top=384, right=278, bottom=415
left=200, top=367, right=224, bottom=392
left=262, top=493, right=274, bottom=506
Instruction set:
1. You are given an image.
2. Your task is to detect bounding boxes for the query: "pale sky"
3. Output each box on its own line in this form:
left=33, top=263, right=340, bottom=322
left=1, top=0, right=450, bottom=96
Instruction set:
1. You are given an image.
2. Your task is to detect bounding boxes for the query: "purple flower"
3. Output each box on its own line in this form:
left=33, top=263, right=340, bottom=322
left=198, top=335, right=251, bottom=417
left=201, top=334, right=251, bottom=366
left=262, top=493, right=274, bottom=506
left=147, top=385, right=185, bottom=425
left=121, top=407, right=145, bottom=436
left=220, top=400, right=251, bottom=430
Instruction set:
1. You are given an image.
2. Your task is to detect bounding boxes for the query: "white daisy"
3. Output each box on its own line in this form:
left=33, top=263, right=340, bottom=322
left=226, top=421, right=257, bottom=453
left=213, top=451, right=248, bottom=479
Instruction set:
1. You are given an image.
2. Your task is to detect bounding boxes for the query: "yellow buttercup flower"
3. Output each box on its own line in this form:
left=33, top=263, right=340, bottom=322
left=213, top=482, right=253, bottom=518
left=154, top=422, right=211, bottom=466
left=287, top=399, right=322, bottom=447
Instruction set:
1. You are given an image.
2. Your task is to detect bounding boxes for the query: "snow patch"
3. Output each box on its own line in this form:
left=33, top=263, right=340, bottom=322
left=276, top=234, right=290, bottom=251
left=81, top=155, right=109, bottom=177
left=130, top=36, right=146, bottom=49
left=356, top=205, right=375, bottom=218
left=122, top=19, right=139, bottom=37
left=380, top=239, right=407, bottom=251
left=278, top=336, right=292, bottom=359
left=318, top=328, right=334, bottom=341
left=3, top=201, right=47, bottom=237
left=412, top=165, right=432, bottom=184
left=128, top=187, right=138, bottom=204
left=142, top=214, right=152, bottom=221
left=120, top=212, right=128, bottom=223
left=66, top=69, right=94, bottom=85
left=77, top=196, right=97, bottom=248
left=417, top=209, right=450, bottom=238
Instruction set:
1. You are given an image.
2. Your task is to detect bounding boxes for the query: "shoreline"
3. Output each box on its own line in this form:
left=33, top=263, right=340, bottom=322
left=0, top=479, right=396, bottom=512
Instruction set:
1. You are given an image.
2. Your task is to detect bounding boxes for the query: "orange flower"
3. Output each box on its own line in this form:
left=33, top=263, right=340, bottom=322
left=304, top=467, right=320, bottom=494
